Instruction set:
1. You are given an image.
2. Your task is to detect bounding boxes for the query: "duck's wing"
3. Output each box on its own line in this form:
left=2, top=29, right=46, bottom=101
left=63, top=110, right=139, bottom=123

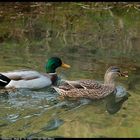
left=1, top=70, right=41, bottom=80
left=54, top=83, right=115, bottom=99
left=59, top=82, right=84, bottom=90
left=85, top=85, right=115, bottom=99
left=63, top=80, right=101, bottom=89
left=78, top=80, right=102, bottom=89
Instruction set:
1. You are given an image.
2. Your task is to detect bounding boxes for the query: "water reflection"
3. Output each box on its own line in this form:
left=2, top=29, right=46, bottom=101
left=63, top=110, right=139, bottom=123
left=106, top=88, right=130, bottom=114
left=127, top=66, right=140, bottom=92
left=0, top=80, right=134, bottom=138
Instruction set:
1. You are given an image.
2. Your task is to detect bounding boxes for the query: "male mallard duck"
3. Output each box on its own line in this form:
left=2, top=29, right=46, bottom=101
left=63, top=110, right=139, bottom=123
left=0, top=57, right=70, bottom=90
left=53, top=66, right=128, bottom=100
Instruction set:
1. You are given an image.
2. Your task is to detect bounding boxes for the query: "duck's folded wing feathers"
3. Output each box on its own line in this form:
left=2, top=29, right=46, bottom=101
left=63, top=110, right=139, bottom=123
left=56, top=84, right=115, bottom=99
left=63, top=80, right=101, bottom=89
left=85, top=85, right=115, bottom=99
left=1, top=70, right=40, bottom=80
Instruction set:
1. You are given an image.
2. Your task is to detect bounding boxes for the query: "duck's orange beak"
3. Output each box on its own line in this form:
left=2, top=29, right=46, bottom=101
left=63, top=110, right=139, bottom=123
left=61, top=63, right=71, bottom=69
left=119, top=71, right=128, bottom=77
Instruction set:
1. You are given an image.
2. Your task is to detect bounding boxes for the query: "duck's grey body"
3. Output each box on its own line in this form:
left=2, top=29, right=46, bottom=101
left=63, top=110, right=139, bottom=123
left=1, top=70, right=52, bottom=89
left=0, top=57, right=71, bottom=90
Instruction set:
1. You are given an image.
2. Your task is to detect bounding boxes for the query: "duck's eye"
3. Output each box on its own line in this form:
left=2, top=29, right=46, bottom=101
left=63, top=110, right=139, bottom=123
left=51, top=63, right=56, bottom=67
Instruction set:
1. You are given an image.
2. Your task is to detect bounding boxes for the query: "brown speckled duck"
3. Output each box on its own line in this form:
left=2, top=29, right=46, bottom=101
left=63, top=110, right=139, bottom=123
left=53, top=66, right=128, bottom=100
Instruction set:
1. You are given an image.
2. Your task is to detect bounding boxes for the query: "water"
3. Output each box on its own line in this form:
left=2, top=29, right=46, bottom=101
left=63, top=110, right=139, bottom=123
left=0, top=3, right=140, bottom=138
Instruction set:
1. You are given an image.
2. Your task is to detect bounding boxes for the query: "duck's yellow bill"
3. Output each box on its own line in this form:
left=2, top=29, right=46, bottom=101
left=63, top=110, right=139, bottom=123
left=61, top=63, right=71, bottom=68
left=120, top=71, right=128, bottom=77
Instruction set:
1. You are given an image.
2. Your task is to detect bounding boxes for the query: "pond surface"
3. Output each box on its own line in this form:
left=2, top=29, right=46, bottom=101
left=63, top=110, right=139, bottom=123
left=0, top=3, right=140, bottom=138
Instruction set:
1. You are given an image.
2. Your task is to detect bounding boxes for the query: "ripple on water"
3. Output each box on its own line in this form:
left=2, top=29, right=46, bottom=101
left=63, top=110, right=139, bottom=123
left=26, top=118, right=64, bottom=138
left=2, top=88, right=59, bottom=109
left=41, top=118, right=64, bottom=131
left=4, top=113, right=20, bottom=123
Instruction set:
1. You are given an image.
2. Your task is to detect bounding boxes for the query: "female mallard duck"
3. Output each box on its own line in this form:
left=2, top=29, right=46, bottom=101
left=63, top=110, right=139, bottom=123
left=0, top=57, right=70, bottom=90
left=53, top=66, right=128, bottom=100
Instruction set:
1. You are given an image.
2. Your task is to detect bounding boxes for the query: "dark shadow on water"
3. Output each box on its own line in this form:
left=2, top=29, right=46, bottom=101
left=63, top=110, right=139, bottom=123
left=105, top=91, right=130, bottom=114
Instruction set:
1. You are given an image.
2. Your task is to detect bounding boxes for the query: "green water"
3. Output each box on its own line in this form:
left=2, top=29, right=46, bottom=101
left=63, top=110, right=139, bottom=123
left=0, top=2, right=140, bottom=138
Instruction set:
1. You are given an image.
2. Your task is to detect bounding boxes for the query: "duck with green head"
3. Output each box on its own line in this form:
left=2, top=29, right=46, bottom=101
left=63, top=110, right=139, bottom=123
left=0, top=57, right=70, bottom=90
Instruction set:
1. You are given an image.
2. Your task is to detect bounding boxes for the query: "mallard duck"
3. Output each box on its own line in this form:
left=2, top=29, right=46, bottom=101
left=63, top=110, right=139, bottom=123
left=0, top=57, right=70, bottom=90
left=53, top=66, right=128, bottom=100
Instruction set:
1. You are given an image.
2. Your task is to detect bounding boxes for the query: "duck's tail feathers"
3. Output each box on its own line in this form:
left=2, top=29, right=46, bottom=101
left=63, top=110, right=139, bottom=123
left=0, top=74, right=11, bottom=87
left=52, top=86, right=64, bottom=94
